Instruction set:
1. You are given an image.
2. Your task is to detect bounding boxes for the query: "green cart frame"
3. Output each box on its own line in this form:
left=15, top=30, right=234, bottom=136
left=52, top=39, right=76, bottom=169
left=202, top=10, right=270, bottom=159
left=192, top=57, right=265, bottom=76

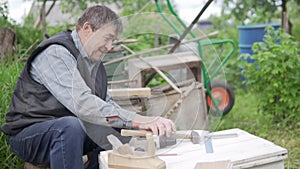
left=155, top=0, right=236, bottom=116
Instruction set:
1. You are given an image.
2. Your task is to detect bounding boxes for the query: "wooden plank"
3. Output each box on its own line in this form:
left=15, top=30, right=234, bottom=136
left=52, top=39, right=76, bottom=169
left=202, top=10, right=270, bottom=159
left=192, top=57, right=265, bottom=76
left=154, top=129, right=287, bottom=169
left=99, top=128, right=287, bottom=169
left=128, top=52, right=201, bottom=70
left=109, top=88, right=151, bottom=97
left=194, top=160, right=232, bottom=169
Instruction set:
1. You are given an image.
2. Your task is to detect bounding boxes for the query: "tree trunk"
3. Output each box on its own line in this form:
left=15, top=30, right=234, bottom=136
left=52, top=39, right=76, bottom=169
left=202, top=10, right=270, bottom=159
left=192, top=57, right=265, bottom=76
left=41, top=0, right=47, bottom=39
left=34, top=0, right=56, bottom=31
left=0, top=27, right=17, bottom=59
left=281, top=0, right=292, bottom=34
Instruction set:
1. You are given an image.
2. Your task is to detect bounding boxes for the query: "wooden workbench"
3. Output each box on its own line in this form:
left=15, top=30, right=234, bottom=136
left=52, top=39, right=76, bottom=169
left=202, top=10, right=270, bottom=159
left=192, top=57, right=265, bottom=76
left=99, top=128, right=288, bottom=169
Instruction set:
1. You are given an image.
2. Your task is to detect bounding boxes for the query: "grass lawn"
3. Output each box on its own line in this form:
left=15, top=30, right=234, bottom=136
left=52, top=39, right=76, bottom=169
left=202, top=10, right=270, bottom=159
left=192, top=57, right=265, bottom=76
left=217, top=90, right=300, bottom=169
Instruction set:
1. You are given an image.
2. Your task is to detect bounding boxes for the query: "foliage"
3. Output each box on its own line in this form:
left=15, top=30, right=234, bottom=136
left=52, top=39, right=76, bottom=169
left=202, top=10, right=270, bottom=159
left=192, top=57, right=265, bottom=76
left=209, top=0, right=300, bottom=88
left=208, top=14, right=242, bottom=89
left=126, top=34, right=165, bottom=52
left=219, top=0, right=300, bottom=39
left=240, top=27, right=300, bottom=124
left=218, top=90, right=300, bottom=169
left=288, top=0, right=300, bottom=41
left=0, top=60, right=24, bottom=168
left=0, top=1, right=8, bottom=20
left=0, top=12, right=44, bottom=60
left=219, top=0, right=300, bottom=24
left=0, top=13, right=70, bottom=62
left=220, top=0, right=281, bottom=24
left=14, top=25, right=43, bottom=57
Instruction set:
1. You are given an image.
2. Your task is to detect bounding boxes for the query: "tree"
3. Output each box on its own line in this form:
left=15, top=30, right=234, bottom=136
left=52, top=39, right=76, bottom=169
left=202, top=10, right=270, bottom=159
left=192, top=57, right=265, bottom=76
left=33, top=0, right=56, bottom=38
left=220, top=0, right=300, bottom=34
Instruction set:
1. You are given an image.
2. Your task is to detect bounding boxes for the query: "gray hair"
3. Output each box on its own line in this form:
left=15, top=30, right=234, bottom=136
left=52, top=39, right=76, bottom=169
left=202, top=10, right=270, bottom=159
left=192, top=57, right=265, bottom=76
left=76, top=5, right=122, bottom=34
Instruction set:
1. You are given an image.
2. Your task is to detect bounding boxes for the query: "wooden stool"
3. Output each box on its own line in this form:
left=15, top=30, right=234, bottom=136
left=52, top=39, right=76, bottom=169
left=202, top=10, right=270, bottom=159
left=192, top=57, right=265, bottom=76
left=25, top=155, right=89, bottom=169
left=25, top=163, right=49, bottom=169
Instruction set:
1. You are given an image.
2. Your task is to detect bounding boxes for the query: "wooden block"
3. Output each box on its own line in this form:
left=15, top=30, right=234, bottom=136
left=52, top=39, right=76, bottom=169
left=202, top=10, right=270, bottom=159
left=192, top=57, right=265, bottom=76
left=109, top=88, right=151, bottom=97
left=194, top=160, right=232, bottom=169
left=25, top=163, right=49, bottom=169
left=117, top=144, right=134, bottom=155
left=108, top=152, right=166, bottom=169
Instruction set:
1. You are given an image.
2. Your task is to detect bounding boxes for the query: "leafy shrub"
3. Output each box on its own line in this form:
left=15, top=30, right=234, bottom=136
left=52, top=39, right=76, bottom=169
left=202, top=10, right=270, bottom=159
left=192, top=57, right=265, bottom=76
left=241, top=26, right=300, bottom=124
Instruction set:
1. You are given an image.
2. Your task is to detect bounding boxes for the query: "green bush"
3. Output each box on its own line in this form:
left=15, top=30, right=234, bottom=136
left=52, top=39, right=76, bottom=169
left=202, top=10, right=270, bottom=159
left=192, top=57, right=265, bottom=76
left=241, top=27, right=300, bottom=124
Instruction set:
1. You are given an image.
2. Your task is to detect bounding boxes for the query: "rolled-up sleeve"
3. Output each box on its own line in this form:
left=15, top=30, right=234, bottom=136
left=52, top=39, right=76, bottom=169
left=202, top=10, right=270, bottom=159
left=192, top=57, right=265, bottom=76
left=30, top=44, right=136, bottom=128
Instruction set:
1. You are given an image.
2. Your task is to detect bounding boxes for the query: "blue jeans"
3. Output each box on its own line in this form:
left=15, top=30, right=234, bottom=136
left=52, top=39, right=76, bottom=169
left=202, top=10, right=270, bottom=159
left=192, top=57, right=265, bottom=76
left=8, top=116, right=130, bottom=169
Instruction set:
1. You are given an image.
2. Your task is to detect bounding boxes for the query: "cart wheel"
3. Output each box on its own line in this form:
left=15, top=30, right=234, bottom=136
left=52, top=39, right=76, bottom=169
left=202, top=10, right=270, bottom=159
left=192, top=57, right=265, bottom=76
left=206, top=80, right=235, bottom=116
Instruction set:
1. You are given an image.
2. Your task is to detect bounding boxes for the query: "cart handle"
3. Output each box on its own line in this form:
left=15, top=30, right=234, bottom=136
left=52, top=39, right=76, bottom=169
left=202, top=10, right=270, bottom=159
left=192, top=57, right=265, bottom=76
left=201, top=39, right=236, bottom=85
left=169, top=0, right=214, bottom=53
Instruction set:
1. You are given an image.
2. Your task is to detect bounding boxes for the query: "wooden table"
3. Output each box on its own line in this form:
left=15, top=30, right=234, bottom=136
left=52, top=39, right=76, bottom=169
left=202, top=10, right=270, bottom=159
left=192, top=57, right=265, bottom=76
left=99, top=128, right=288, bottom=169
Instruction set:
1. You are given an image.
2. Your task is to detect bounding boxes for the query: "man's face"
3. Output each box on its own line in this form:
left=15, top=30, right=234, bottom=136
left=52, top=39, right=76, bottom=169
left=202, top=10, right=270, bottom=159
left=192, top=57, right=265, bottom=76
left=81, top=23, right=117, bottom=61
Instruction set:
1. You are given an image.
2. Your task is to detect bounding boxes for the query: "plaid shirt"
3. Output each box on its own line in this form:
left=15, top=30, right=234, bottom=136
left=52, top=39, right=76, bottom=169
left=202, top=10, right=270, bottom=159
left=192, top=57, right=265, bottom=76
left=30, top=30, right=135, bottom=128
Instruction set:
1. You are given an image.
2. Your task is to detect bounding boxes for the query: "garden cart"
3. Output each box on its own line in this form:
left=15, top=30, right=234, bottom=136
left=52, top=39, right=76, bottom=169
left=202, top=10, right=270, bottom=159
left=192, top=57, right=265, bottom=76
left=104, top=0, right=236, bottom=130
left=155, top=0, right=236, bottom=116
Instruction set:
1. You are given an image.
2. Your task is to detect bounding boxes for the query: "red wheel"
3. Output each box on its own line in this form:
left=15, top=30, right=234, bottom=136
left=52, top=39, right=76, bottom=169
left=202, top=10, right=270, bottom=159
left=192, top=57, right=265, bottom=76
left=206, top=80, right=235, bottom=116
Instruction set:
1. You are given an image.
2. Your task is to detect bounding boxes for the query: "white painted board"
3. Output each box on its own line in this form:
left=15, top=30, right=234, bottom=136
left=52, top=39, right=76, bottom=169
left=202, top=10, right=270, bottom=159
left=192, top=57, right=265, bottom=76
left=99, top=128, right=288, bottom=169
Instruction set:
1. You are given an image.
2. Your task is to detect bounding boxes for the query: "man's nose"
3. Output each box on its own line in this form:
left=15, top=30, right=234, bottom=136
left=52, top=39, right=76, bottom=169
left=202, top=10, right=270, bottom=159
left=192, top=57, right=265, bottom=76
left=105, top=41, right=113, bottom=51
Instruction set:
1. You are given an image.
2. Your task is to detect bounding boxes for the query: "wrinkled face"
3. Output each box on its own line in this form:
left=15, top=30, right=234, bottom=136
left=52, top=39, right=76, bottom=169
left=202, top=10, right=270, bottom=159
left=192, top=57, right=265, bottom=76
left=80, top=23, right=117, bottom=61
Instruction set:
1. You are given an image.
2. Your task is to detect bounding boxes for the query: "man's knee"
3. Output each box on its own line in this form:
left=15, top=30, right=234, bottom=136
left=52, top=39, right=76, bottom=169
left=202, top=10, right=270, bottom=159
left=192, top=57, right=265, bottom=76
left=54, top=116, right=85, bottom=137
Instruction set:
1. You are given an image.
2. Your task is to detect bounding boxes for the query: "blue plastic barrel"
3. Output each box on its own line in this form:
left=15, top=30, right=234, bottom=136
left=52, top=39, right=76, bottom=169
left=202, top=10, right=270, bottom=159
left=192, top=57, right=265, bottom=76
left=238, top=23, right=280, bottom=62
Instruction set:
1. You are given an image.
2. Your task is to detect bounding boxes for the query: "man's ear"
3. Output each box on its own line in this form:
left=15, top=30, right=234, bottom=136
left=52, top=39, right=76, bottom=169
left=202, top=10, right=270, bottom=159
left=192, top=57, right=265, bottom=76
left=82, top=22, right=93, bottom=35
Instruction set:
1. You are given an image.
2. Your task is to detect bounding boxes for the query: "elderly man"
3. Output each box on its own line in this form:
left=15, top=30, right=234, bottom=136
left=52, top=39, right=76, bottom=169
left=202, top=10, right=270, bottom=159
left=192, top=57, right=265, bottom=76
left=1, top=5, right=175, bottom=169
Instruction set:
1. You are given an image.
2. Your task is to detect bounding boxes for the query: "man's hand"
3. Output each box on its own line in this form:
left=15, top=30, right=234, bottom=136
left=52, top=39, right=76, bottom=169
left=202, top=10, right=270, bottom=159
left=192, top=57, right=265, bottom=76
left=131, top=114, right=176, bottom=137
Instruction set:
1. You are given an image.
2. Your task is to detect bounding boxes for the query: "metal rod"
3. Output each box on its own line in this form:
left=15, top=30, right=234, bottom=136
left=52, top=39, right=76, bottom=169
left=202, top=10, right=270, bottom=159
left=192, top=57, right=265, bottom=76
left=168, top=0, right=214, bottom=54
left=108, top=79, right=137, bottom=85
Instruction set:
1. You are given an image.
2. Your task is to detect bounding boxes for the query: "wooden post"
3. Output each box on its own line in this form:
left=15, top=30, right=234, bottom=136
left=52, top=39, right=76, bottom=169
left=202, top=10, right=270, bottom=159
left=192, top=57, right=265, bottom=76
left=0, top=27, right=16, bottom=59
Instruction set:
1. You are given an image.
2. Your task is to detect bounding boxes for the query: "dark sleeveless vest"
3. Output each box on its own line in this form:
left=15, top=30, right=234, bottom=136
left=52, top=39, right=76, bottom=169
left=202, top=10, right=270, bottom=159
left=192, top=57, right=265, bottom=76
left=0, top=30, right=107, bottom=135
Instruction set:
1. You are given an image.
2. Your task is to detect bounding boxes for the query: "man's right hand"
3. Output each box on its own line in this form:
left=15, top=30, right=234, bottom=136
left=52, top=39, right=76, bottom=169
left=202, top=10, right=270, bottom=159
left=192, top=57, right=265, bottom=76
left=131, top=114, right=176, bottom=137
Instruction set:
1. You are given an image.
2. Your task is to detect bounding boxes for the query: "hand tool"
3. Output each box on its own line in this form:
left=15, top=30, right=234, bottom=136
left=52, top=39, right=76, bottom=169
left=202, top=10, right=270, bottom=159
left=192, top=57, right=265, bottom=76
left=170, top=130, right=238, bottom=144
left=171, top=130, right=200, bottom=144
left=202, top=131, right=239, bottom=153
left=121, top=129, right=177, bottom=150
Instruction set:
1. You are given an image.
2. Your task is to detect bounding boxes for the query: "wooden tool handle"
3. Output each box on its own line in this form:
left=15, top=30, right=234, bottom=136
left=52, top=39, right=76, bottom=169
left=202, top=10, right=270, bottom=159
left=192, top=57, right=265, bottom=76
left=172, top=130, right=192, bottom=139
left=121, top=129, right=151, bottom=137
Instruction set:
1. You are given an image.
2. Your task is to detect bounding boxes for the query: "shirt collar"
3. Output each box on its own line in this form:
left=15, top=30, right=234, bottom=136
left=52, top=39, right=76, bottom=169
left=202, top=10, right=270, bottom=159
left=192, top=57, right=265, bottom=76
left=71, top=30, right=89, bottom=58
